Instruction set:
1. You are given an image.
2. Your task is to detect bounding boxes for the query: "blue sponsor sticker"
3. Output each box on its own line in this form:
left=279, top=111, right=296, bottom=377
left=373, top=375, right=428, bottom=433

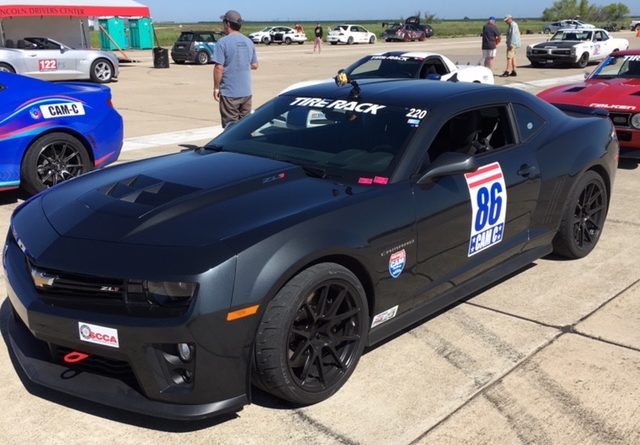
left=388, top=249, right=406, bottom=278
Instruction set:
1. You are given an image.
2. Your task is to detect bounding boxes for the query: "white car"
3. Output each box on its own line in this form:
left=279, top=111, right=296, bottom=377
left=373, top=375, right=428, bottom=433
left=327, top=24, right=376, bottom=45
left=527, top=28, right=629, bottom=68
left=0, top=36, right=118, bottom=83
left=543, top=19, right=595, bottom=34
left=281, top=51, right=494, bottom=94
left=249, top=26, right=307, bottom=45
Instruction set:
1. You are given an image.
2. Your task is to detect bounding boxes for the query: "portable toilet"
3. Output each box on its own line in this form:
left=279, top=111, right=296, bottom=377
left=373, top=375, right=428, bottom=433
left=99, top=18, right=127, bottom=51
left=129, top=18, right=154, bottom=49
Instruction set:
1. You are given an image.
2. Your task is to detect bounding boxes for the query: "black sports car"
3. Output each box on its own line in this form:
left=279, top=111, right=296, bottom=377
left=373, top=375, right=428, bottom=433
left=4, top=78, right=618, bottom=420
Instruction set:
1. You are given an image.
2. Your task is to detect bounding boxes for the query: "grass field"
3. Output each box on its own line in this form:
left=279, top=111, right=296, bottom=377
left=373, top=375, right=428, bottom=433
left=89, top=18, right=632, bottom=49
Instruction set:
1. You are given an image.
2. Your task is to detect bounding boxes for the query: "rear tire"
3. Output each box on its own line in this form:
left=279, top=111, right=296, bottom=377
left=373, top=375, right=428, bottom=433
left=196, top=50, right=210, bottom=65
left=553, top=170, right=608, bottom=259
left=21, top=132, right=92, bottom=195
left=253, top=263, right=369, bottom=405
left=89, top=58, right=114, bottom=83
left=347, top=36, right=354, bottom=45
left=0, top=62, right=15, bottom=73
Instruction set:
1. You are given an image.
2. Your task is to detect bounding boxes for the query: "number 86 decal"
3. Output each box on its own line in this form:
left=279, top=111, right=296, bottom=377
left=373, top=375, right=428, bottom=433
left=464, top=163, right=508, bottom=257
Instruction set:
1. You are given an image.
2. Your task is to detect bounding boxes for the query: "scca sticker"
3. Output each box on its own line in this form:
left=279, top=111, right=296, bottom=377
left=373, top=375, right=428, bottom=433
left=40, top=102, right=86, bottom=119
left=388, top=249, right=406, bottom=278
left=78, top=322, right=119, bottom=348
left=464, top=162, right=507, bottom=256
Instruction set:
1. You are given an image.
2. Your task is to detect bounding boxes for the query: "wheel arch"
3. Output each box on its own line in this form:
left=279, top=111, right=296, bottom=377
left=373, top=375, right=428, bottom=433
left=0, top=61, right=16, bottom=72
left=586, top=163, right=611, bottom=207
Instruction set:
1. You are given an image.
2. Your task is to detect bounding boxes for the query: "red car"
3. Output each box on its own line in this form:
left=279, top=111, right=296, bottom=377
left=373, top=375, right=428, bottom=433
left=538, top=50, right=640, bottom=158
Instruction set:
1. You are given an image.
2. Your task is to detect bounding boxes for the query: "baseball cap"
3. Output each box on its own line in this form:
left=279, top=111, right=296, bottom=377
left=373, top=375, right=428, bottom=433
left=220, top=10, right=242, bottom=25
left=489, top=16, right=496, bottom=22
left=504, top=14, right=512, bottom=21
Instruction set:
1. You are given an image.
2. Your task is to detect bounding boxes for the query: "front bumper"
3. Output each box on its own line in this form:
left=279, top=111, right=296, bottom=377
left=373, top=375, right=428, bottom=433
left=3, top=230, right=251, bottom=420
left=527, top=49, right=578, bottom=65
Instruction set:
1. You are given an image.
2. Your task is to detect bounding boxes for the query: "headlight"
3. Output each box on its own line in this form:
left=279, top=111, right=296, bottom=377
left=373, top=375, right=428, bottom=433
left=571, top=47, right=577, bottom=55
left=631, top=113, right=640, bottom=130
left=145, top=281, right=197, bottom=306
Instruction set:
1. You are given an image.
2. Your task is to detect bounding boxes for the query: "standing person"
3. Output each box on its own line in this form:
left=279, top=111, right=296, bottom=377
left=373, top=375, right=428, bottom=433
left=212, top=10, right=258, bottom=128
left=481, top=16, right=501, bottom=70
left=313, top=23, right=323, bottom=53
left=501, top=15, right=521, bottom=77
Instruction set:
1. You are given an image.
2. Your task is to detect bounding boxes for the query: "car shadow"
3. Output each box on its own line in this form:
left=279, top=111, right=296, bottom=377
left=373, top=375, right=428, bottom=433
left=0, top=189, right=28, bottom=206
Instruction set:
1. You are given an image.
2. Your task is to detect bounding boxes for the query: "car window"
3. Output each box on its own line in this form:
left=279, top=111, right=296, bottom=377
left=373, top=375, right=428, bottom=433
left=347, top=55, right=422, bottom=79
left=595, top=31, right=608, bottom=41
left=420, top=57, right=449, bottom=77
left=592, top=55, right=640, bottom=78
left=427, top=106, right=515, bottom=163
left=208, top=95, right=420, bottom=182
left=23, top=38, right=60, bottom=50
left=512, top=104, right=545, bottom=141
left=177, top=33, right=194, bottom=42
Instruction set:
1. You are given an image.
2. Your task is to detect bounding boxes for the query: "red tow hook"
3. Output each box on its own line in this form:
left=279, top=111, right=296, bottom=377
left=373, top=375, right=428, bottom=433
left=63, top=351, right=89, bottom=364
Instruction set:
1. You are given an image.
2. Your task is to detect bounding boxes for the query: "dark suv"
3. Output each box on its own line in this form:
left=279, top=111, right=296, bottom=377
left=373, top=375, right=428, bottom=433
left=170, top=31, right=218, bottom=65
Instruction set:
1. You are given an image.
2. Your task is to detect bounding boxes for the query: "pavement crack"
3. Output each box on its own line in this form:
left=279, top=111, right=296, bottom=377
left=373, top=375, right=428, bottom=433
left=293, top=410, right=359, bottom=445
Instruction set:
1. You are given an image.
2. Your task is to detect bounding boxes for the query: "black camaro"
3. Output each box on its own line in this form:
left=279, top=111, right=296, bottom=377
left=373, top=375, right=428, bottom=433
left=4, top=78, right=618, bottom=420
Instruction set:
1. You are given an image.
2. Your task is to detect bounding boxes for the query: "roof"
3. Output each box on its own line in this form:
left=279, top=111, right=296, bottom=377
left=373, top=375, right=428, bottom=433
left=0, top=0, right=149, bottom=18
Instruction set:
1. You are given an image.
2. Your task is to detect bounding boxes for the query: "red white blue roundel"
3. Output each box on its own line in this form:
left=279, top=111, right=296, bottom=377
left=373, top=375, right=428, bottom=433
left=464, top=162, right=508, bottom=257
left=389, top=249, right=406, bottom=278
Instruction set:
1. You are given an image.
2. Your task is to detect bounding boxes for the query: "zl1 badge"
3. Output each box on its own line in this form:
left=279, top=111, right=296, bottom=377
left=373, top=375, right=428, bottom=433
left=464, top=162, right=507, bottom=257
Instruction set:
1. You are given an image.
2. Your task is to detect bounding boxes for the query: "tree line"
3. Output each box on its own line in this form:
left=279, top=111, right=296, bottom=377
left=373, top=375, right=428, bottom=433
left=542, top=0, right=630, bottom=22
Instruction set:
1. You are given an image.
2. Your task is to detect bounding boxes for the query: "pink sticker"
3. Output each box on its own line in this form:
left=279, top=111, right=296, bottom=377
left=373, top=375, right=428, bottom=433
left=373, top=176, right=389, bottom=185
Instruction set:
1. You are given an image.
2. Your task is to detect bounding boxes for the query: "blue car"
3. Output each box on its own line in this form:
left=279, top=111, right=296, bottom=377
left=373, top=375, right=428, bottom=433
left=0, top=72, right=122, bottom=195
left=170, top=31, right=218, bottom=65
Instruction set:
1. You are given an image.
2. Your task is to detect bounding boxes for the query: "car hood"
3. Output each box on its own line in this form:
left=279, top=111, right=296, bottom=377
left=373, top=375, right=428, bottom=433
left=532, top=41, right=580, bottom=49
left=538, top=78, right=640, bottom=110
left=37, top=150, right=355, bottom=247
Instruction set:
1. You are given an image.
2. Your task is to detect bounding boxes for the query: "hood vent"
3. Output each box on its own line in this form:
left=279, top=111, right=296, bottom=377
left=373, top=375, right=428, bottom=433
left=99, top=175, right=201, bottom=207
left=632, top=91, right=640, bottom=97
left=564, top=86, right=585, bottom=93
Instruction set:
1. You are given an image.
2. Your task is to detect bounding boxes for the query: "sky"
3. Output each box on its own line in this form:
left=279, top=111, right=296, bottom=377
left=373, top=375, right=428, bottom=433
left=144, top=0, right=639, bottom=23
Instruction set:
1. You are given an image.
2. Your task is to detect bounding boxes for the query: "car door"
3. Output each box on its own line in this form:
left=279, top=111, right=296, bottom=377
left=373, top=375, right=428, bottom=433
left=593, top=30, right=611, bottom=60
left=20, top=38, right=78, bottom=80
left=409, top=104, right=541, bottom=307
left=351, top=26, right=365, bottom=43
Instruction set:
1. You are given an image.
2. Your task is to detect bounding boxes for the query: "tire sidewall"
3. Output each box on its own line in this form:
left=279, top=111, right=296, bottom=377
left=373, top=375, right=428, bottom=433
left=90, top=59, right=113, bottom=83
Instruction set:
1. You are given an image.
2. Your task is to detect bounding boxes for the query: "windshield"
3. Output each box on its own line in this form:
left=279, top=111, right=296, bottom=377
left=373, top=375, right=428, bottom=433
left=345, top=55, right=422, bottom=79
left=205, top=94, right=422, bottom=183
left=550, top=30, right=592, bottom=41
left=590, top=55, right=640, bottom=79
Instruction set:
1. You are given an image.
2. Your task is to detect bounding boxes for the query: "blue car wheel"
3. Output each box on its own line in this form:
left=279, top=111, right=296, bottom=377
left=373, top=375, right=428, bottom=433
left=21, top=132, right=92, bottom=195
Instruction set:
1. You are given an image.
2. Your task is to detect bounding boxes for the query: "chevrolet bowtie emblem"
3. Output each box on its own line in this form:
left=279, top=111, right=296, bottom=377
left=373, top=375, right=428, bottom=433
left=30, top=268, right=57, bottom=288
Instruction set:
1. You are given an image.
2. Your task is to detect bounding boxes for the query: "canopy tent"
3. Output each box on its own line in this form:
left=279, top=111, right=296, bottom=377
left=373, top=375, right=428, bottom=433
left=0, top=0, right=150, bottom=48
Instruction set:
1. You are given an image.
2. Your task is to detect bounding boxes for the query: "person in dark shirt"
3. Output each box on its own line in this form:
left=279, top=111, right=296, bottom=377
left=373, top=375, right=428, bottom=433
left=313, top=23, right=323, bottom=53
left=481, top=16, right=501, bottom=70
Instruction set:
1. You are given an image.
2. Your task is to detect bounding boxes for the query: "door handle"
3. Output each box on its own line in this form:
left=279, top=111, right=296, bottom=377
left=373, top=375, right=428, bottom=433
left=517, top=164, right=538, bottom=178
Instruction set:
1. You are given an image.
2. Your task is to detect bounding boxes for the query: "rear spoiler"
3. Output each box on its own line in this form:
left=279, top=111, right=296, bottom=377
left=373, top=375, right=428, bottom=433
left=551, top=103, right=609, bottom=118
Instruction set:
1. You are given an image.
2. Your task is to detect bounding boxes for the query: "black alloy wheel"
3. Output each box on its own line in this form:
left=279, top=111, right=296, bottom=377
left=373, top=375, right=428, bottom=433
left=553, top=170, right=608, bottom=258
left=21, top=132, right=91, bottom=195
left=253, top=263, right=368, bottom=405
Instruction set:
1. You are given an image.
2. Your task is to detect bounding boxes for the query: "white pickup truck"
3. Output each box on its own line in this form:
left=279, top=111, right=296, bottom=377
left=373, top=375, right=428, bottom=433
left=526, top=28, right=629, bottom=68
left=631, top=20, right=640, bottom=31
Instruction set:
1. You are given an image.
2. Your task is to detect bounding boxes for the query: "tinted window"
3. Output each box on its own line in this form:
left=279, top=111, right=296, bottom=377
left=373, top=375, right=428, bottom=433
left=512, top=104, right=545, bottom=141
left=208, top=95, right=421, bottom=182
left=346, top=55, right=421, bottom=79
left=427, top=106, right=515, bottom=163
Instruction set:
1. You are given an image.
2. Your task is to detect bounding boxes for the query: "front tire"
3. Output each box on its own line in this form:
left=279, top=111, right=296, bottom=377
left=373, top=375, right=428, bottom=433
left=21, top=132, right=92, bottom=195
left=253, top=263, right=369, bottom=405
left=369, top=36, right=376, bottom=44
left=90, top=58, right=114, bottom=83
left=285, top=37, right=292, bottom=45
left=576, top=52, right=589, bottom=68
left=0, top=62, right=15, bottom=73
left=553, top=170, right=608, bottom=259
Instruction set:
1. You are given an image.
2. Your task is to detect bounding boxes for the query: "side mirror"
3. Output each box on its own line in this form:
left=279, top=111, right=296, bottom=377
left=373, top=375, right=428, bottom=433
left=417, top=152, right=477, bottom=184
left=60, top=46, right=68, bottom=53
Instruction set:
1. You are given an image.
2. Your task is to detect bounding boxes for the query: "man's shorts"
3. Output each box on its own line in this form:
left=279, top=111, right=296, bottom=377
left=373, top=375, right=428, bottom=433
left=219, top=95, right=252, bottom=128
left=482, top=49, right=497, bottom=59
left=507, top=47, right=517, bottom=59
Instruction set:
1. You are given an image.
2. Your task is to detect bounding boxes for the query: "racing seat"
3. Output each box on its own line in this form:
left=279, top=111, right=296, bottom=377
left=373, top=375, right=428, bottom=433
left=16, top=39, right=28, bottom=49
left=4, top=39, right=14, bottom=48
